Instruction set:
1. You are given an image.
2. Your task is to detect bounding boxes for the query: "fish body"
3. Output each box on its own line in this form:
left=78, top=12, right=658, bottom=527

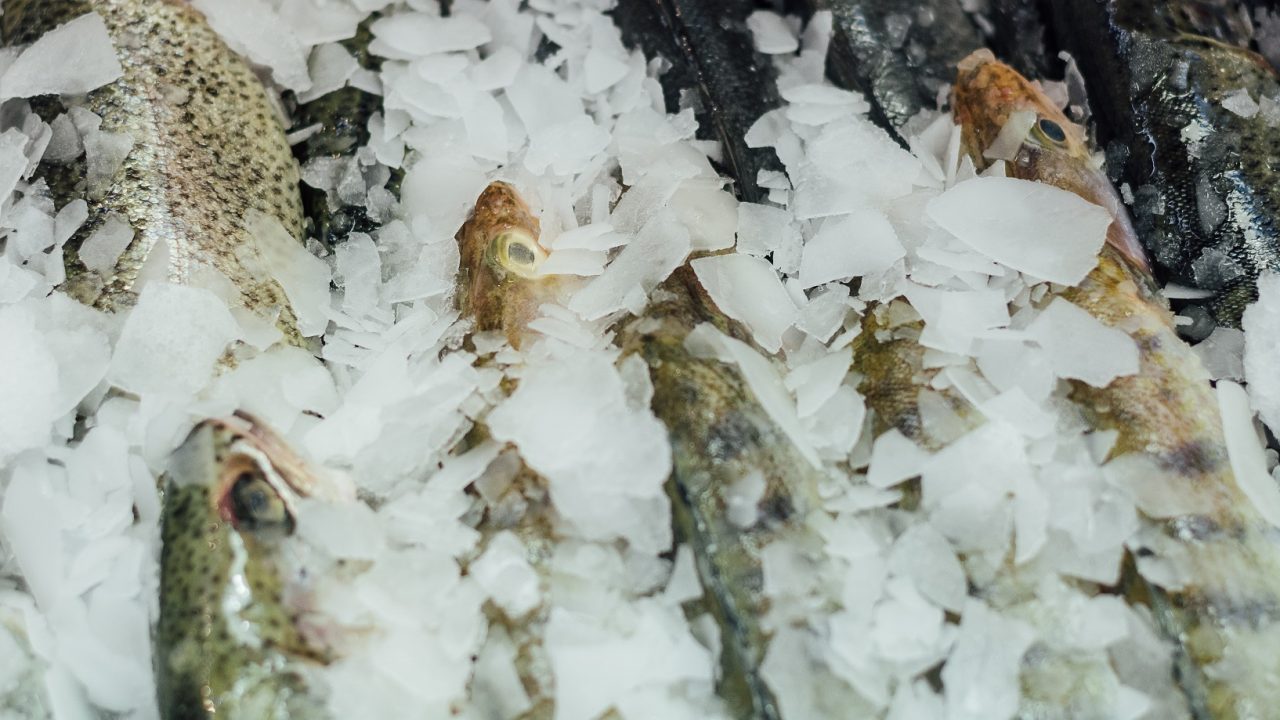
left=789, top=0, right=984, bottom=139
left=456, top=182, right=825, bottom=719
left=3, top=0, right=306, bottom=342
left=617, top=267, right=825, bottom=720
left=1048, top=0, right=1280, bottom=330
left=155, top=414, right=346, bottom=719
left=953, top=52, right=1280, bottom=719
left=290, top=18, right=401, bottom=248
left=612, top=0, right=782, bottom=203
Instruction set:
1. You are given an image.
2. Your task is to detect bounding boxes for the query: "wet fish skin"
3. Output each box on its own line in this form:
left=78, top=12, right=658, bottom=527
left=1048, top=0, right=1280, bottom=330
left=290, top=18, right=402, bottom=248
left=954, top=52, right=1280, bottom=720
left=788, top=0, right=984, bottom=140
left=618, top=267, right=826, bottom=720
left=155, top=415, right=328, bottom=719
left=3, top=0, right=306, bottom=343
left=612, top=0, right=782, bottom=203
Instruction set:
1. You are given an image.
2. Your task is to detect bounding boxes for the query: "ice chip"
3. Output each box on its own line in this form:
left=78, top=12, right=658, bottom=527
left=943, top=600, right=1036, bottom=720
left=192, top=0, right=311, bottom=91
left=928, top=177, right=1111, bottom=285
left=78, top=213, right=134, bottom=275
left=246, top=209, right=331, bottom=337
left=471, top=531, right=541, bottom=618
left=108, top=283, right=239, bottom=396
left=1027, top=298, right=1139, bottom=387
left=798, top=209, right=904, bottom=289
left=691, top=253, right=800, bottom=353
left=0, top=13, right=123, bottom=98
left=747, top=11, right=800, bottom=54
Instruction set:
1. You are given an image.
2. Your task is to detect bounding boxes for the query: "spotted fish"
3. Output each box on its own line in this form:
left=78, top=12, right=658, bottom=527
left=155, top=413, right=351, bottom=719
left=950, top=50, right=1280, bottom=719
left=3, top=0, right=307, bottom=343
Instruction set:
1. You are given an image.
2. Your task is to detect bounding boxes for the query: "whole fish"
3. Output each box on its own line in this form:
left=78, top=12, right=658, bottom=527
left=952, top=50, right=1280, bottom=719
left=155, top=413, right=348, bottom=719
left=456, top=182, right=827, bottom=719
left=787, top=0, right=984, bottom=140
left=3, top=0, right=307, bottom=343
left=612, top=0, right=783, bottom=203
left=1047, top=0, right=1280, bottom=331
left=290, top=18, right=401, bottom=248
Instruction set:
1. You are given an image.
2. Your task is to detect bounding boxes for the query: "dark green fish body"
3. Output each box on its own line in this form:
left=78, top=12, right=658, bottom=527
left=3, top=0, right=307, bottom=343
left=156, top=415, right=337, bottom=719
left=789, top=0, right=983, bottom=139
left=1049, top=0, right=1280, bottom=330
left=612, top=0, right=782, bottom=202
left=618, top=267, right=823, bottom=720
left=289, top=19, right=401, bottom=248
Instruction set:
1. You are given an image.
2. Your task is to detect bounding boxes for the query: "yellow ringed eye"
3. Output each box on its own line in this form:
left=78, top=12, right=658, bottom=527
left=492, top=231, right=546, bottom=279
left=1032, top=117, right=1068, bottom=146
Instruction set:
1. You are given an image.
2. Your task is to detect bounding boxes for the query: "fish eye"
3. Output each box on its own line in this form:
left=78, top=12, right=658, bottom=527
left=1034, top=118, right=1068, bottom=145
left=492, top=231, right=545, bottom=279
left=226, top=468, right=294, bottom=533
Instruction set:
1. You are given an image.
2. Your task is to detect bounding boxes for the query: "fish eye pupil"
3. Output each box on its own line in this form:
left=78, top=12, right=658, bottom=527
left=1038, top=118, right=1066, bottom=143
left=507, top=240, right=536, bottom=266
left=229, top=470, right=290, bottom=531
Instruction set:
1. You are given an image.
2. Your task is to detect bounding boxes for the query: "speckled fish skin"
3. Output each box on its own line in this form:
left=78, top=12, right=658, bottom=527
left=289, top=18, right=402, bottom=248
left=1047, top=0, right=1280, bottom=331
left=618, top=267, right=826, bottom=720
left=788, top=0, right=984, bottom=140
left=155, top=415, right=326, bottom=719
left=612, top=0, right=783, bottom=203
left=3, top=0, right=306, bottom=343
left=953, top=53, right=1280, bottom=720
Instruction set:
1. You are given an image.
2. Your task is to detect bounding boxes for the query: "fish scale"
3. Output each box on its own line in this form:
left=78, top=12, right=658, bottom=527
left=1048, top=0, right=1280, bottom=330
left=3, top=0, right=306, bottom=343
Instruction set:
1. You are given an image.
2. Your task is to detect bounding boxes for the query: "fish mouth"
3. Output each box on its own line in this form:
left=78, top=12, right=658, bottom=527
left=952, top=50, right=1152, bottom=276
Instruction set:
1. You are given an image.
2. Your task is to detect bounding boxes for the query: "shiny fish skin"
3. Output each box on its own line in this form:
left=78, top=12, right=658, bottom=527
left=954, top=53, right=1280, bottom=720
left=613, top=0, right=783, bottom=203
left=3, top=0, right=306, bottom=343
left=155, top=415, right=328, bottom=719
left=1048, top=0, right=1280, bottom=330
left=617, top=267, right=824, bottom=720
left=788, top=0, right=984, bottom=140
left=289, top=18, right=401, bottom=248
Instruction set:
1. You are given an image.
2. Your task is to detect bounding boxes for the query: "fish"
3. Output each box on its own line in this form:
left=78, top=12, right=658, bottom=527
left=455, top=182, right=828, bottom=719
left=155, top=413, right=350, bottom=719
left=1046, top=0, right=1280, bottom=332
left=612, top=0, right=783, bottom=203
left=788, top=0, right=984, bottom=140
left=3, top=0, right=307, bottom=343
left=289, top=17, right=401, bottom=248
left=949, top=50, right=1280, bottom=719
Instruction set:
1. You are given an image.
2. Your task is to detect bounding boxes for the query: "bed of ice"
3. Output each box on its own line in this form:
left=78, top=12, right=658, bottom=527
left=1, top=1, right=1279, bottom=718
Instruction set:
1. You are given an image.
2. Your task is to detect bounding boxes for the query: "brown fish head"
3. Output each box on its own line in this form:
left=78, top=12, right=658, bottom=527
left=952, top=50, right=1150, bottom=274
left=456, top=181, right=563, bottom=349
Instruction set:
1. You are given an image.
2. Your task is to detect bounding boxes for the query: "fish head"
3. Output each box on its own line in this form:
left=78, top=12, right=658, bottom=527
left=952, top=50, right=1150, bottom=274
left=157, top=413, right=336, bottom=717
left=456, top=181, right=562, bottom=349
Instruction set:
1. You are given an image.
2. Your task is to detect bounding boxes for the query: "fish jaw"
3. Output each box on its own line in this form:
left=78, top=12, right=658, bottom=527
left=155, top=418, right=327, bottom=719
left=952, top=50, right=1151, bottom=275
left=455, top=181, right=564, bottom=349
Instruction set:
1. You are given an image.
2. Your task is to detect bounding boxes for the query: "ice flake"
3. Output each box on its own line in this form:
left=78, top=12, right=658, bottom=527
left=726, top=470, right=767, bottom=528
left=736, top=202, right=797, bottom=258
left=1223, top=88, right=1260, bottom=118
left=296, top=42, right=359, bottom=104
left=928, top=177, right=1111, bottom=285
left=943, top=600, right=1036, bottom=720
left=867, top=429, right=930, bottom=488
left=902, top=283, right=1009, bottom=355
left=77, top=213, right=133, bottom=275
left=0, top=13, right=123, bottom=99
left=691, top=253, right=799, bottom=353
left=371, top=11, right=492, bottom=58
left=747, top=11, right=800, bottom=54
left=1244, top=274, right=1280, bottom=431
left=192, top=0, right=311, bottom=91
left=486, top=351, right=672, bottom=552
left=670, top=177, right=738, bottom=252
left=799, top=209, right=904, bottom=289
left=1026, top=298, right=1138, bottom=387
left=887, top=524, right=966, bottom=612
left=245, top=210, right=331, bottom=337
left=471, top=531, right=541, bottom=618
left=1218, top=381, right=1280, bottom=527
left=786, top=351, right=851, bottom=418
left=569, top=211, right=690, bottom=320
left=108, top=283, right=238, bottom=396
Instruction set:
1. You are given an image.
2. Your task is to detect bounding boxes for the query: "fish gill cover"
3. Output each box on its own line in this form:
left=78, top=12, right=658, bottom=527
left=0, top=1, right=1279, bottom=719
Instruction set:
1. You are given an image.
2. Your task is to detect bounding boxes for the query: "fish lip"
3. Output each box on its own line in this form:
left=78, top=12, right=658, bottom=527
left=210, top=412, right=355, bottom=504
